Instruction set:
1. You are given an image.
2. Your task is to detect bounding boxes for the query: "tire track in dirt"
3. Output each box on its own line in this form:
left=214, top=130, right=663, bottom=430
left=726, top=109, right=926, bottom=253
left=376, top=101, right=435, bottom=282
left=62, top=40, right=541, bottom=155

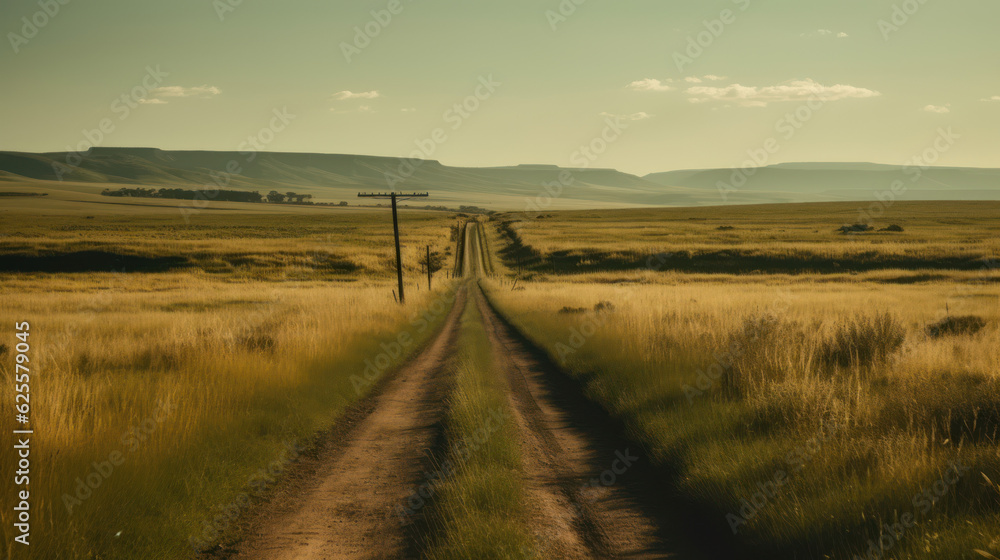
left=470, top=222, right=706, bottom=559
left=224, top=285, right=467, bottom=560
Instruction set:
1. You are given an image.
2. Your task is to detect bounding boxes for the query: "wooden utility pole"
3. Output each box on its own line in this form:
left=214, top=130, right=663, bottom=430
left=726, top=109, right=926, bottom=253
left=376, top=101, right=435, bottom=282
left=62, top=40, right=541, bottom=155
left=358, top=192, right=429, bottom=304
left=426, top=245, right=432, bottom=290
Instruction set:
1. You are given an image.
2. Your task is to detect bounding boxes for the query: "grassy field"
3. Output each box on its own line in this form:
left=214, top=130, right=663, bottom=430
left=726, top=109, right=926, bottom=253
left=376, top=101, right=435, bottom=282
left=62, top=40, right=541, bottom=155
left=0, top=199, right=463, bottom=559
left=0, top=199, right=458, bottom=280
left=483, top=201, right=1000, bottom=559
left=497, top=201, right=1000, bottom=275
left=4, top=191, right=998, bottom=558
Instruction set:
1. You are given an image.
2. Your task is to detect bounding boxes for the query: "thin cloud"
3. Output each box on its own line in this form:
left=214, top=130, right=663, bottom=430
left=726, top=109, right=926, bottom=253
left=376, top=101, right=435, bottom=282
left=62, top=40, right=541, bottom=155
left=923, top=104, right=951, bottom=114
left=331, top=105, right=375, bottom=114
left=686, top=78, right=880, bottom=107
left=600, top=111, right=654, bottom=121
left=802, top=29, right=849, bottom=38
left=626, top=78, right=673, bottom=92
left=981, top=96, right=1000, bottom=102
left=333, top=90, right=381, bottom=100
left=140, top=85, right=221, bottom=104
left=685, top=75, right=727, bottom=84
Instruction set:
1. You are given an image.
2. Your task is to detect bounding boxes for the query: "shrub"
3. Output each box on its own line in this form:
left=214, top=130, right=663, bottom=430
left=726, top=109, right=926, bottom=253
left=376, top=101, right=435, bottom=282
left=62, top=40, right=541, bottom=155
left=880, top=224, right=904, bottom=232
left=558, top=306, right=587, bottom=314
left=837, top=223, right=873, bottom=234
left=723, top=315, right=795, bottom=398
left=927, top=315, right=987, bottom=338
left=239, top=330, right=277, bottom=352
left=594, top=301, right=616, bottom=312
left=820, top=313, right=905, bottom=368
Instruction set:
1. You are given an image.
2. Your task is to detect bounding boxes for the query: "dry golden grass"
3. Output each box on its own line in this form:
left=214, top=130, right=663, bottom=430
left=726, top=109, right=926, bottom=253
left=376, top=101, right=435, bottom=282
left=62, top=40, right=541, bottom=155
left=0, top=207, right=461, bottom=559
left=0, top=210, right=456, bottom=278
left=483, top=269, right=1000, bottom=558
left=0, top=271, right=459, bottom=558
left=497, top=201, right=1000, bottom=269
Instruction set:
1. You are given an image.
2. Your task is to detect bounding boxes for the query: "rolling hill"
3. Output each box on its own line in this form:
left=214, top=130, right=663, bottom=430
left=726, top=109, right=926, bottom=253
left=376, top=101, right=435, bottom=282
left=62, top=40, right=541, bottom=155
left=644, top=162, right=1000, bottom=205
left=0, top=149, right=997, bottom=210
left=0, top=148, right=702, bottom=210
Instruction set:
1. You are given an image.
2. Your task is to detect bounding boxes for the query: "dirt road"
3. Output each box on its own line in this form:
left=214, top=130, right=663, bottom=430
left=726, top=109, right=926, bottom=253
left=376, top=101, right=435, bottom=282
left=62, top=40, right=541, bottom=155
left=469, top=223, right=699, bottom=559
left=227, top=285, right=466, bottom=560
left=222, top=222, right=697, bottom=559
left=474, top=287, right=676, bottom=558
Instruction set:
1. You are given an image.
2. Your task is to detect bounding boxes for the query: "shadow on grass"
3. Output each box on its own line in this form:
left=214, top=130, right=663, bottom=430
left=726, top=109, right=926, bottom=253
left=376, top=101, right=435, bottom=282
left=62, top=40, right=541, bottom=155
left=0, top=250, right=190, bottom=273
left=536, top=250, right=993, bottom=275
left=479, top=288, right=747, bottom=560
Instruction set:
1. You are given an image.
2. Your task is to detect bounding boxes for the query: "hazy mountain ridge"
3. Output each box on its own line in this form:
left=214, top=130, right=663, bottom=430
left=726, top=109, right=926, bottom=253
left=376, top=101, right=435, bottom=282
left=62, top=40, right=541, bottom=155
left=0, top=148, right=701, bottom=207
left=644, top=163, right=1000, bottom=204
left=0, top=149, right=996, bottom=209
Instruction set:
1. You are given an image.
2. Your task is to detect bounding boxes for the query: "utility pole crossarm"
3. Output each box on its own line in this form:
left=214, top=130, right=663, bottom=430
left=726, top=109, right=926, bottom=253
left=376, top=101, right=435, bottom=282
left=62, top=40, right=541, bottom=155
left=357, top=191, right=430, bottom=305
left=358, top=192, right=429, bottom=201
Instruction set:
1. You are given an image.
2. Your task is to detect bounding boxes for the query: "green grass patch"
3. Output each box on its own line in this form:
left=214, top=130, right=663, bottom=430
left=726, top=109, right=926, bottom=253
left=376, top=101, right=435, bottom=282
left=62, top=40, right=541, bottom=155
left=423, top=296, right=532, bottom=560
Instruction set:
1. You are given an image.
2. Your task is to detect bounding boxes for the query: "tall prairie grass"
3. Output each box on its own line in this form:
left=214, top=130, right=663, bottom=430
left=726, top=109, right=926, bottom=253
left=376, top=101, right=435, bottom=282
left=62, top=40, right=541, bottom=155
left=483, top=277, right=1000, bottom=558
left=0, top=271, right=457, bottom=559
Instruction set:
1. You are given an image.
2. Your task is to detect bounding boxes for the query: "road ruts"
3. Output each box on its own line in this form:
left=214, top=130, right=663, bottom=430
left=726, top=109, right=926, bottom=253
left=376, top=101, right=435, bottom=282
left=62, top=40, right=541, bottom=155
left=469, top=222, right=701, bottom=559
left=226, top=285, right=467, bottom=560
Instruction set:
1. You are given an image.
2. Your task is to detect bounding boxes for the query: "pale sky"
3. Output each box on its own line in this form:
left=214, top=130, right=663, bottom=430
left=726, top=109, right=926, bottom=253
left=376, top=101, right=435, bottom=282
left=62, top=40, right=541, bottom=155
left=2, top=0, right=998, bottom=176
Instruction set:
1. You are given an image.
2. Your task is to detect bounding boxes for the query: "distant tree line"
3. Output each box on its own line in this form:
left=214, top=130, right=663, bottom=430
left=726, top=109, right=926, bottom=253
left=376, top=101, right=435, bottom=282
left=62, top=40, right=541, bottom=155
left=100, top=187, right=316, bottom=205
left=265, top=191, right=314, bottom=204
left=101, top=187, right=263, bottom=203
